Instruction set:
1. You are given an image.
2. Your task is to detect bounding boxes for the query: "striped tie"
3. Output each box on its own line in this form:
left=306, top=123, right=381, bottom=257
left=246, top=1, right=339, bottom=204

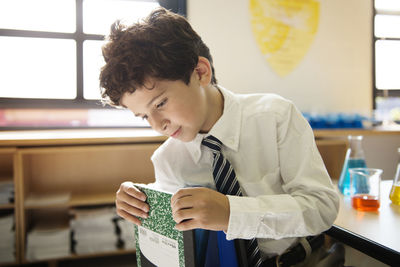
left=202, top=135, right=263, bottom=267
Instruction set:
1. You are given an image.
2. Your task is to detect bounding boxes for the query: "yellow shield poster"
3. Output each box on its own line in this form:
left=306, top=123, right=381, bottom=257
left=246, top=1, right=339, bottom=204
left=249, top=0, right=320, bottom=77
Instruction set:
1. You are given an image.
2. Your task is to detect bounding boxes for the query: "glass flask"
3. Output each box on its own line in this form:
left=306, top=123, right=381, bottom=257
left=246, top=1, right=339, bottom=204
left=389, top=148, right=400, bottom=205
left=349, top=168, right=382, bottom=211
left=338, top=135, right=367, bottom=195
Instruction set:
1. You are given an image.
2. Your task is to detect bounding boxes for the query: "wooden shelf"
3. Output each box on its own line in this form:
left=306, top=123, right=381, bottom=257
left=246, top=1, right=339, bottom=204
left=314, top=126, right=400, bottom=138
left=21, top=248, right=136, bottom=264
left=0, top=128, right=166, bottom=147
left=1, top=130, right=162, bottom=265
left=70, top=192, right=115, bottom=207
left=62, top=248, right=136, bottom=260
left=24, top=192, right=116, bottom=209
left=315, top=139, right=347, bottom=146
left=0, top=203, right=14, bottom=209
left=0, top=261, right=18, bottom=267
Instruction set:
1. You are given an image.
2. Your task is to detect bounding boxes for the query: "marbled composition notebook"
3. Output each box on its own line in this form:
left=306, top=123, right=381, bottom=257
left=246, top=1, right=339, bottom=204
left=134, top=184, right=196, bottom=267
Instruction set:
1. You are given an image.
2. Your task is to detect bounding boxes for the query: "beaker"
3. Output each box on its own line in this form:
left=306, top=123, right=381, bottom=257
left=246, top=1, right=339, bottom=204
left=349, top=168, right=382, bottom=211
left=338, top=135, right=367, bottom=195
left=390, top=148, right=400, bottom=205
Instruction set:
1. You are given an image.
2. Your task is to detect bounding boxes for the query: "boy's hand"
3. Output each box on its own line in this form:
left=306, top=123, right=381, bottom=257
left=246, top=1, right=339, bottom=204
left=115, top=181, right=149, bottom=225
left=171, top=187, right=230, bottom=232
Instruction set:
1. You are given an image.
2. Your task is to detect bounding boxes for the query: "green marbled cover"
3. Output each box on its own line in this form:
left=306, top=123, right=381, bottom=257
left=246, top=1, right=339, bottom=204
left=134, top=185, right=185, bottom=267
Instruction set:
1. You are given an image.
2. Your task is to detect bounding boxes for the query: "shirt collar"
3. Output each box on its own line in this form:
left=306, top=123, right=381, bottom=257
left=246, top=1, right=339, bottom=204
left=185, top=86, right=242, bottom=163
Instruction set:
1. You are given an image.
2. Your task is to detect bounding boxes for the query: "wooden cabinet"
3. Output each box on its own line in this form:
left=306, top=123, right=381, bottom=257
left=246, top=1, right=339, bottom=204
left=315, top=138, right=348, bottom=180
left=0, top=129, right=165, bottom=266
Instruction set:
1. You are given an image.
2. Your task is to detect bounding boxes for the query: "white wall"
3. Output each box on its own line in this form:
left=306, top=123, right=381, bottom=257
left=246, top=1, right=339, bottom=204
left=364, top=135, right=400, bottom=180
left=187, top=0, right=400, bottom=181
left=187, top=0, right=373, bottom=113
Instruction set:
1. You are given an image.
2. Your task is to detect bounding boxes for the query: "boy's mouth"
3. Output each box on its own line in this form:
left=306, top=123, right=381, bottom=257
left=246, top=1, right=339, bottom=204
left=170, top=127, right=181, bottom=138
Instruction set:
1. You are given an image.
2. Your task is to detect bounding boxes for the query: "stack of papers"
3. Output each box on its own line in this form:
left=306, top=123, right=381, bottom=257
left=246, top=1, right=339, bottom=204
left=0, top=214, right=15, bottom=263
left=0, top=180, right=14, bottom=204
left=116, top=218, right=136, bottom=250
left=26, top=216, right=70, bottom=260
left=70, top=206, right=118, bottom=254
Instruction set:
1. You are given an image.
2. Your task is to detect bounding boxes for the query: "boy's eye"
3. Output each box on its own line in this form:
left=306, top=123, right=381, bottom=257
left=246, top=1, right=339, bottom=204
left=142, top=115, right=148, bottom=120
left=156, top=99, right=167, bottom=109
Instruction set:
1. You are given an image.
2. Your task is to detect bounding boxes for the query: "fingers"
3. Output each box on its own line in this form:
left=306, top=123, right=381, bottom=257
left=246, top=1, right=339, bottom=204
left=121, top=182, right=147, bottom=201
left=115, top=182, right=149, bottom=224
left=171, top=188, right=203, bottom=222
left=171, top=194, right=193, bottom=214
left=171, top=187, right=230, bottom=232
left=175, top=219, right=197, bottom=231
left=116, top=198, right=148, bottom=219
left=171, top=187, right=195, bottom=207
left=118, top=209, right=143, bottom=226
left=172, top=200, right=195, bottom=223
left=117, top=190, right=149, bottom=213
left=171, top=188, right=208, bottom=229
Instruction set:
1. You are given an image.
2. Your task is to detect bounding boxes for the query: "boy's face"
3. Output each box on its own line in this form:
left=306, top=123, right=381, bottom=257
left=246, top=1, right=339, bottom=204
left=121, top=71, right=215, bottom=142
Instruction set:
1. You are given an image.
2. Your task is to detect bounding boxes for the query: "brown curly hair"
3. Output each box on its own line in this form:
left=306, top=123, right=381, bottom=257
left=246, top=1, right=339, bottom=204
left=99, top=7, right=217, bottom=107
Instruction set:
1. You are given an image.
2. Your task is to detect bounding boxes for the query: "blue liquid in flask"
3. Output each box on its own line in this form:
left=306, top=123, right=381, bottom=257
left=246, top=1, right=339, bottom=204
left=338, top=158, right=367, bottom=195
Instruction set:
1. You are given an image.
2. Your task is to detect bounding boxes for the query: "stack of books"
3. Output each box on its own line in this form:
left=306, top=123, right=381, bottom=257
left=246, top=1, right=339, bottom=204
left=0, top=214, right=15, bottom=263
left=116, top=218, right=135, bottom=250
left=70, top=206, right=118, bottom=254
left=0, top=180, right=14, bottom=204
left=26, top=218, right=70, bottom=260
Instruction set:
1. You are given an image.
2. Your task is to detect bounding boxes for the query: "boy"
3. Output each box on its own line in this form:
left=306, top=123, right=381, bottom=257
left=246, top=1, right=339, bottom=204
left=100, top=7, right=339, bottom=267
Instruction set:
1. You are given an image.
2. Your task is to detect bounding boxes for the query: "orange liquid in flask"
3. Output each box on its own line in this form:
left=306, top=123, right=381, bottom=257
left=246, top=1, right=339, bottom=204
left=351, top=194, right=380, bottom=211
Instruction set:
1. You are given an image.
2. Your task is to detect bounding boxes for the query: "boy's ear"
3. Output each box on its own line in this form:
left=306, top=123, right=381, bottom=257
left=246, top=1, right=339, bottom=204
left=195, top=56, right=212, bottom=86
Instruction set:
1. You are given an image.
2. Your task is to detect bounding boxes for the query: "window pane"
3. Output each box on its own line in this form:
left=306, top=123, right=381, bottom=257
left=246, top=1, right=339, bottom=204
left=375, top=15, right=400, bottom=38
left=0, top=37, right=76, bottom=99
left=375, top=0, right=400, bottom=12
left=83, top=40, right=105, bottom=100
left=0, top=0, right=75, bottom=33
left=83, top=0, right=159, bottom=35
left=375, top=40, right=400, bottom=90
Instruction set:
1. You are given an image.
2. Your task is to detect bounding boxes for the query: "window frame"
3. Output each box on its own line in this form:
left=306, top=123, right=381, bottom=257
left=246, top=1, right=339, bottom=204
left=373, top=0, right=400, bottom=109
left=0, top=0, right=186, bottom=109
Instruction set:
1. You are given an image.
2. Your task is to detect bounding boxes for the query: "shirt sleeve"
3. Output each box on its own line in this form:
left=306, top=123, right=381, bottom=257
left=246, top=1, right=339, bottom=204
left=226, top=100, right=340, bottom=240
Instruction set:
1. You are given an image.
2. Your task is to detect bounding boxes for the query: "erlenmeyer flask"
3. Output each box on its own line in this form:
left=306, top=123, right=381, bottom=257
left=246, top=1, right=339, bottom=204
left=338, top=135, right=367, bottom=195
left=389, top=148, right=400, bottom=205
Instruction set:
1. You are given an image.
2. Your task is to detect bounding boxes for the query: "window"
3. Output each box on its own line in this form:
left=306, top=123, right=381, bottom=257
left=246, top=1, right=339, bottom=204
left=0, top=0, right=186, bottom=129
left=0, top=0, right=186, bottom=109
left=373, top=0, right=400, bottom=122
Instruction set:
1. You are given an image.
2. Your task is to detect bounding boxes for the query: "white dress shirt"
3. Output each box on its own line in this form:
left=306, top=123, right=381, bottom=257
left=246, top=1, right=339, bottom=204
left=150, top=86, right=339, bottom=257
